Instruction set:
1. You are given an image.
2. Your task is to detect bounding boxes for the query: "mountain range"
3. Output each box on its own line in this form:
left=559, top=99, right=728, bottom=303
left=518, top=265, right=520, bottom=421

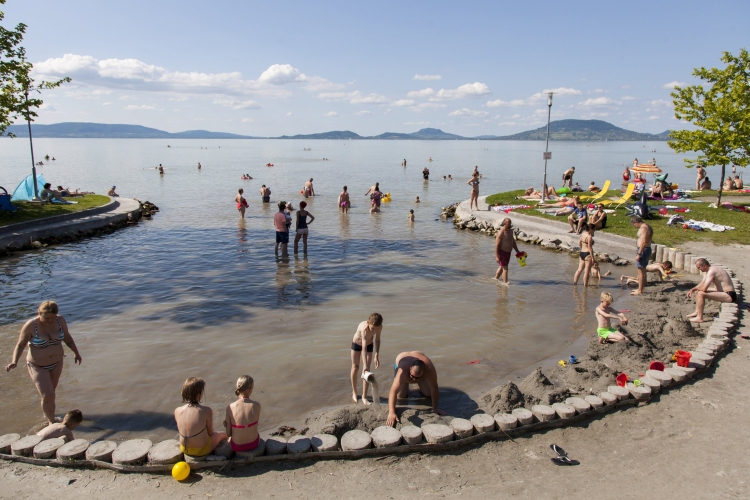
left=4, top=119, right=671, bottom=141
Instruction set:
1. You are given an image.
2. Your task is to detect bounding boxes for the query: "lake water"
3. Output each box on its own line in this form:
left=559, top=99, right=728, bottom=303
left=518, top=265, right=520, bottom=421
left=0, top=138, right=693, bottom=440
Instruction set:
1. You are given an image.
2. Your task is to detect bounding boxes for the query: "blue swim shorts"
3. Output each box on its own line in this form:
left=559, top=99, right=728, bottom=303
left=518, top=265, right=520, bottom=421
left=276, top=231, right=289, bottom=244
left=636, top=247, right=652, bottom=268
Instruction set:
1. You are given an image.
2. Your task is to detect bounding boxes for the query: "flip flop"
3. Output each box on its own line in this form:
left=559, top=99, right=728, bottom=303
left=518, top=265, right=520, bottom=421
left=551, top=456, right=580, bottom=466
left=550, top=444, right=567, bottom=457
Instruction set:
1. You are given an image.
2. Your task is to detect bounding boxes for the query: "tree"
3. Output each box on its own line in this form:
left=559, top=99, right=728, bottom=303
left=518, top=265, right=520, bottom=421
left=0, top=0, right=69, bottom=137
left=668, top=49, right=750, bottom=207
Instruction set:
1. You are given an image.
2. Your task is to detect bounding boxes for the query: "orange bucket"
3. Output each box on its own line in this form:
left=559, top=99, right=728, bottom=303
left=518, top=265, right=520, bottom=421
left=675, top=350, right=692, bottom=368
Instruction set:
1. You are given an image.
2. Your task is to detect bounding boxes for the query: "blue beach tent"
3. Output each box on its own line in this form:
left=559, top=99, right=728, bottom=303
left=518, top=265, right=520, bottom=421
left=11, top=173, right=46, bottom=201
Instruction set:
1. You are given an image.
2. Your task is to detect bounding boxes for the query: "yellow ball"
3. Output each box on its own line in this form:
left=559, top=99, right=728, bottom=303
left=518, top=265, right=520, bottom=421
left=172, top=461, right=190, bottom=481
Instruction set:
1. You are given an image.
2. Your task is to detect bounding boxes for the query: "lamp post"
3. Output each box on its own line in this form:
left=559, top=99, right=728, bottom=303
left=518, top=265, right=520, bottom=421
left=24, top=88, right=41, bottom=201
left=541, top=92, right=553, bottom=203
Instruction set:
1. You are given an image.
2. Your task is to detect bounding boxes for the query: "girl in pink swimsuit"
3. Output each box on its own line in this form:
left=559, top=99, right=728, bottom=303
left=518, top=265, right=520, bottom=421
left=225, top=375, right=261, bottom=452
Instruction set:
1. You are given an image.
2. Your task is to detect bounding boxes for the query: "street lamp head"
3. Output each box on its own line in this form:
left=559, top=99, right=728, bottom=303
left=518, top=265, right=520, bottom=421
left=547, top=92, right=553, bottom=106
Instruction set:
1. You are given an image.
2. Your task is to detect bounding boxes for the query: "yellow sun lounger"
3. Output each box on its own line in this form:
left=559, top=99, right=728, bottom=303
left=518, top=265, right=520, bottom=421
left=599, top=183, right=636, bottom=209
left=579, top=180, right=611, bottom=202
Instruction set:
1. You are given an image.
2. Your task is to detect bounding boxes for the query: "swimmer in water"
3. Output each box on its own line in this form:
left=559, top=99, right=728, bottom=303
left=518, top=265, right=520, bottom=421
left=415, top=196, right=420, bottom=203
left=351, top=313, right=383, bottom=405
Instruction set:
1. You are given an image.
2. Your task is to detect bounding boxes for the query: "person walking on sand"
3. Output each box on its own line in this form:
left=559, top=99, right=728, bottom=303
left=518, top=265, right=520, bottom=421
left=294, top=201, right=315, bottom=254
left=687, top=259, right=737, bottom=323
left=304, top=178, right=315, bottom=198
left=696, top=165, right=706, bottom=190
left=574, top=224, right=596, bottom=287
left=630, top=216, right=653, bottom=295
left=595, top=292, right=631, bottom=344
left=260, top=185, right=271, bottom=203
left=235, top=188, right=248, bottom=219
left=467, top=172, right=480, bottom=211
left=5, top=301, right=82, bottom=425
left=350, top=313, right=383, bottom=405
left=274, top=201, right=289, bottom=255
left=338, top=186, right=350, bottom=213
left=494, top=218, right=521, bottom=284
left=562, top=167, right=575, bottom=188
left=386, top=352, right=445, bottom=427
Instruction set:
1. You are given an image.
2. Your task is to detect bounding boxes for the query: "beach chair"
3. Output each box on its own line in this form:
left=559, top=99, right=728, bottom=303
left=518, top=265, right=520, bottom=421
left=0, top=186, right=19, bottom=218
left=579, top=180, right=611, bottom=202
left=600, top=183, right=636, bottom=209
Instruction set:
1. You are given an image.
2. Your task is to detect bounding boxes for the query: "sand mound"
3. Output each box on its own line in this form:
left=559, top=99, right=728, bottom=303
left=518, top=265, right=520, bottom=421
left=478, top=381, right=524, bottom=415
left=519, top=367, right=570, bottom=405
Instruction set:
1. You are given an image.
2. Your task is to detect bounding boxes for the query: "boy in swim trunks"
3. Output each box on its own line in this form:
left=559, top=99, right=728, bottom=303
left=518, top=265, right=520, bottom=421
left=595, top=292, right=630, bottom=344
left=494, top=218, right=521, bottom=284
left=351, top=313, right=383, bottom=405
left=36, top=409, right=82, bottom=442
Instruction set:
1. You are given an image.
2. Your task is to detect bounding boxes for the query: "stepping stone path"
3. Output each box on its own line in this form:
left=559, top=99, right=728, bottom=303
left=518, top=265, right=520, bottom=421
left=33, top=438, right=65, bottom=459
left=688, top=359, right=707, bottom=369
left=600, top=392, right=618, bottom=405
left=11, top=435, right=42, bottom=457
left=551, top=403, right=576, bottom=419
left=421, top=424, right=454, bottom=444
left=287, top=436, right=311, bottom=454
left=0, top=433, right=20, bottom=454
left=148, top=439, right=183, bottom=465
left=511, top=408, right=534, bottom=425
left=639, top=375, right=661, bottom=393
left=494, top=413, right=518, bottom=431
left=341, top=430, right=372, bottom=451
left=265, top=437, right=288, bottom=455
left=112, top=439, right=152, bottom=465
left=607, top=386, right=630, bottom=401
left=236, top=439, right=266, bottom=458
left=565, top=397, right=592, bottom=414
left=585, top=395, right=604, bottom=408
left=664, top=368, right=687, bottom=383
left=311, top=434, right=338, bottom=452
left=531, top=405, right=555, bottom=422
left=470, top=414, right=495, bottom=433
left=689, top=352, right=712, bottom=364
left=86, top=440, right=117, bottom=462
left=626, top=383, right=651, bottom=400
left=371, top=426, right=402, bottom=448
left=646, top=369, right=674, bottom=387
left=57, top=439, right=90, bottom=461
left=449, top=418, right=474, bottom=439
left=399, top=426, right=423, bottom=445
left=671, top=364, right=695, bottom=377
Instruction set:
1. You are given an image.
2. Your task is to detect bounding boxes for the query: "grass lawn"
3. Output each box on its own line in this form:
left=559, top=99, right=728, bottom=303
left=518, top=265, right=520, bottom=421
left=485, top=189, right=750, bottom=247
left=0, top=195, right=111, bottom=228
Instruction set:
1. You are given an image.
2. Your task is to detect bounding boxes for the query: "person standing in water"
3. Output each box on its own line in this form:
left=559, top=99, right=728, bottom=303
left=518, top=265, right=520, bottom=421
left=402, top=159, right=407, bottom=167
left=304, top=178, right=315, bottom=198
left=630, top=216, right=653, bottom=296
left=574, top=224, right=596, bottom=286
left=235, top=188, right=248, bottom=219
left=386, top=352, right=444, bottom=426
left=562, top=166, right=575, bottom=188
left=369, top=187, right=382, bottom=214
left=338, top=186, right=350, bottom=213
left=467, top=172, right=480, bottom=211
left=294, top=201, right=314, bottom=254
left=494, top=218, right=521, bottom=284
left=274, top=201, right=289, bottom=255
left=198, top=162, right=202, bottom=170
left=260, top=185, right=271, bottom=203
left=159, top=165, right=165, bottom=175
left=422, top=167, right=430, bottom=180
left=364, top=182, right=380, bottom=198
left=350, top=313, right=383, bottom=405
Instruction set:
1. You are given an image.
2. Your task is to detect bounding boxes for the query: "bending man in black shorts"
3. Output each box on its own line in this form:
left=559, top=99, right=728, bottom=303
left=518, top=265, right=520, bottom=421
left=350, top=313, right=383, bottom=405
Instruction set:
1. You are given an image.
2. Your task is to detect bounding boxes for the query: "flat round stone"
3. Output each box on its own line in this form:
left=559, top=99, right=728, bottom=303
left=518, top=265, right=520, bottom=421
left=112, top=439, right=152, bottom=465
left=599, top=392, right=618, bottom=405
left=626, top=383, right=651, bottom=400
left=565, top=397, right=592, bottom=414
left=310, top=434, right=338, bottom=452
left=86, top=440, right=117, bottom=462
left=287, top=436, right=311, bottom=454
left=551, top=403, right=576, bottom=419
left=57, top=439, right=90, bottom=461
left=511, top=408, right=534, bottom=425
left=639, top=375, right=661, bottom=393
left=371, top=426, right=402, bottom=448
left=607, top=386, right=630, bottom=401
left=11, top=435, right=42, bottom=457
left=493, top=413, right=518, bottom=431
left=688, top=359, right=707, bottom=369
left=584, top=395, right=604, bottom=408
left=704, top=337, right=728, bottom=347
left=672, top=363, right=696, bottom=376
left=184, top=454, right=206, bottom=463
left=265, top=437, right=288, bottom=455
left=236, top=439, right=266, bottom=458
left=148, top=439, right=183, bottom=465
left=470, top=414, right=496, bottom=433
left=421, top=424, right=454, bottom=444
left=663, top=368, right=687, bottom=383
left=0, top=433, right=20, bottom=454
left=33, top=438, right=66, bottom=459
left=341, top=430, right=372, bottom=451
left=449, top=418, right=474, bottom=439
left=399, top=425, right=423, bottom=445
left=695, top=347, right=715, bottom=356
left=689, top=352, right=713, bottom=364
left=531, top=405, right=556, bottom=422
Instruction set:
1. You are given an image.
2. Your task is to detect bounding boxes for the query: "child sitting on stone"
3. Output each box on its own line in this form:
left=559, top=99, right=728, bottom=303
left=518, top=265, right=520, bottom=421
left=36, top=409, right=82, bottom=442
left=620, top=260, right=673, bottom=286
left=595, top=293, right=630, bottom=344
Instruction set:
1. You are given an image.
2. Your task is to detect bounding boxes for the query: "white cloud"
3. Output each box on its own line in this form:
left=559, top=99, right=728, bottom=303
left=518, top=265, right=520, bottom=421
left=486, top=99, right=525, bottom=108
left=433, top=82, right=490, bottom=100
left=257, top=64, right=307, bottom=84
left=242, top=118, right=253, bottom=123
left=448, top=108, right=489, bottom=117
left=118, top=95, right=137, bottom=100
left=213, top=99, right=261, bottom=110
left=413, top=74, right=442, bottom=81
left=622, top=85, right=631, bottom=89
left=512, top=114, right=521, bottom=119
left=393, top=99, right=415, bottom=107
left=125, top=104, right=155, bottom=110
left=622, top=96, right=636, bottom=101
left=286, top=112, right=293, bottom=116
left=324, top=111, right=337, bottom=117
left=407, top=88, right=435, bottom=98
left=650, top=99, right=672, bottom=108
left=92, top=89, right=112, bottom=95
left=588, top=89, right=607, bottom=94
left=102, top=102, right=111, bottom=106
left=497, top=121, right=517, bottom=126
left=417, top=102, right=446, bottom=109
left=649, top=115, right=660, bottom=120
left=404, top=121, right=430, bottom=125
left=486, top=88, right=581, bottom=108
left=302, top=76, right=345, bottom=92
left=662, top=81, right=686, bottom=89
left=355, top=110, right=371, bottom=116
left=318, top=90, right=388, bottom=104
left=578, top=97, right=621, bottom=107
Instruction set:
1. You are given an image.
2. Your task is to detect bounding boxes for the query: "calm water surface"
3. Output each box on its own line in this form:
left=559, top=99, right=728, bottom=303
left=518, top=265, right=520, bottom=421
left=0, top=139, right=692, bottom=440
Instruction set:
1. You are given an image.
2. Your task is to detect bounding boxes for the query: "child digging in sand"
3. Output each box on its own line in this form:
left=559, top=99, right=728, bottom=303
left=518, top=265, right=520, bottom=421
left=350, top=313, right=383, bottom=405
left=620, top=261, right=672, bottom=287
left=36, top=409, right=82, bottom=442
left=596, top=293, right=631, bottom=344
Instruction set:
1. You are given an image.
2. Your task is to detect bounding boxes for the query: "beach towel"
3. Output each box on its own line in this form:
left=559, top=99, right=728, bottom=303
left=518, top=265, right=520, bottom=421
left=492, top=204, right=531, bottom=213
left=684, top=219, right=735, bottom=232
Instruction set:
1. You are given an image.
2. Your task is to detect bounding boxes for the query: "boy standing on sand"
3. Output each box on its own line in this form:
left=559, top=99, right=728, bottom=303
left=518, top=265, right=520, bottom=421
left=494, top=218, right=521, bottom=284
left=350, top=313, right=383, bottom=405
left=595, top=292, right=630, bottom=344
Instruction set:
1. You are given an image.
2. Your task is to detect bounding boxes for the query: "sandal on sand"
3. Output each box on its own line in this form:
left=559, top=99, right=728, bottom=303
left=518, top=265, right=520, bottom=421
left=550, top=444, right=567, bottom=457
left=551, top=456, right=580, bottom=466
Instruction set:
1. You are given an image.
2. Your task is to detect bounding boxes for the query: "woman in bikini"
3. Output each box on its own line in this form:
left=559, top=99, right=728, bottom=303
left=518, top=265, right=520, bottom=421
left=235, top=188, right=248, bottom=219
left=573, top=224, right=596, bottom=287
left=5, top=301, right=82, bottom=425
left=224, top=375, right=261, bottom=453
left=174, top=378, right=227, bottom=457
left=467, top=173, right=480, bottom=211
left=294, top=201, right=315, bottom=254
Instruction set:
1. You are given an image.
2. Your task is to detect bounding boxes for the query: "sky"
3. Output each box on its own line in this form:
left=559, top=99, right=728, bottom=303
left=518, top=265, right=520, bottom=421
left=4, top=0, right=749, bottom=137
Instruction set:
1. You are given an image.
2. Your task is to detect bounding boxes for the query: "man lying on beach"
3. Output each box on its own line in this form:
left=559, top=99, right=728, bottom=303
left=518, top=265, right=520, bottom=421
left=620, top=260, right=672, bottom=287
left=494, top=218, right=521, bottom=284
left=351, top=313, right=383, bottom=405
left=386, top=351, right=445, bottom=426
left=36, top=409, right=82, bottom=442
left=595, top=293, right=631, bottom=344
left=687, top=258, right=737, bottom=322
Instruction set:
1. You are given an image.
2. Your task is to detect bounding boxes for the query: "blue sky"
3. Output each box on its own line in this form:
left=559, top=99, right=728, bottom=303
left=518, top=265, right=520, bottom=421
left=6, top=0, right=749, bottom=136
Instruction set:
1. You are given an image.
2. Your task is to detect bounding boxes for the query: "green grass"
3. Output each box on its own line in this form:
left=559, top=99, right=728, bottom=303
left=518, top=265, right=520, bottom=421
left=485, top=190, right=750, bottom=247
left=0, top=195, right=111, bottom=227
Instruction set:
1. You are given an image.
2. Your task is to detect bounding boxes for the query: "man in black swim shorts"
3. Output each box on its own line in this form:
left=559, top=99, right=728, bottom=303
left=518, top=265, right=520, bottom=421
left=350, top=313, right=383, bottom=405
left=687, top=259, right=738, bottom=323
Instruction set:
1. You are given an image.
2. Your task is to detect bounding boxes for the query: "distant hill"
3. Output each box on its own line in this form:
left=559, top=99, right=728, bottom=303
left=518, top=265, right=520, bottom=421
left=4, top=122, right=255, bottom=139
left=491, top=119, right=670, bottom=141
left=276, top=130, right=362, bottom=140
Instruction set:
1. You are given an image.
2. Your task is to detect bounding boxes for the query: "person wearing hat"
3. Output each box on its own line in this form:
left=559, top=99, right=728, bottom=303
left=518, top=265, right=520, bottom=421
left=107, top=186, right=119, bottom=197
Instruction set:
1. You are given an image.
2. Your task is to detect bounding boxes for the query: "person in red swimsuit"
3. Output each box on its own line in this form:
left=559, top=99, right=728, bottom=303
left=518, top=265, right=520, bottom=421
left=224, top=375, right=261, bottom=452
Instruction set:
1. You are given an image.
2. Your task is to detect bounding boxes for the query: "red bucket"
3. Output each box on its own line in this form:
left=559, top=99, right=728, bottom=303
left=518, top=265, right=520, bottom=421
left=616, top=373, right=628, bottom=387
left=649, top=361, right=665, bottom=371
left=676, top=350, right=692, bottom=368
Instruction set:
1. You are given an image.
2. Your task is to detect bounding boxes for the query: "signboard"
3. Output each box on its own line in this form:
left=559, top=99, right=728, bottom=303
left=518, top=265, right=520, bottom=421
left=543, top=152, right=552, bottom=160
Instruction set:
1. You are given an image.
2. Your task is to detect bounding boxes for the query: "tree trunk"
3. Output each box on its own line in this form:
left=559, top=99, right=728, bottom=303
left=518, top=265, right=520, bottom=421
left=716, top=164, right=725, bottom=207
